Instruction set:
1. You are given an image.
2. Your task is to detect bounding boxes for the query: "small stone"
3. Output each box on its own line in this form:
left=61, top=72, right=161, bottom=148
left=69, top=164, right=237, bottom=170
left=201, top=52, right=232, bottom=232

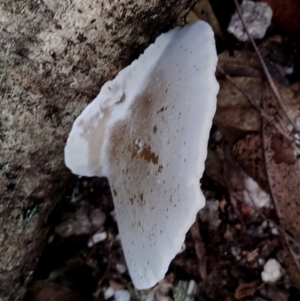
left=243, top=176, right=271, bottom=209
left=228, top=0, right=272, bottom=41
left=114, top=289, right=130, bottom=301
left=90, top=208, right=106, bottom=228
left=116, top=263, right=127, bottom=274
left=88, top=232, right=107, bottom=247
left=261, top=258, right=282, bottom=282
left=104, top=287, right=115, bottom=300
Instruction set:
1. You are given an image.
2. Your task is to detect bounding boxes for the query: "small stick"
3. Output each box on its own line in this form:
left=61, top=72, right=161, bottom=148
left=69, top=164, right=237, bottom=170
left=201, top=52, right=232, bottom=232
left=233, top=0, right=299, bottom=133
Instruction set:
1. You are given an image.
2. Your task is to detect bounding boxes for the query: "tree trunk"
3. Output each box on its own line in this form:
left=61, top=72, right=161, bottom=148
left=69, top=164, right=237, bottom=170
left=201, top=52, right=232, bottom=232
left=0, top=0, right=193, bottom=299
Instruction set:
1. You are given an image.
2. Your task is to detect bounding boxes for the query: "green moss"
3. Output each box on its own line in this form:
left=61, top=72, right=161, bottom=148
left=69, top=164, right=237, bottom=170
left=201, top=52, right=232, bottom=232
left=24, top=205, right=39, bottom=221
left=0, top=163, right=9, bottom=176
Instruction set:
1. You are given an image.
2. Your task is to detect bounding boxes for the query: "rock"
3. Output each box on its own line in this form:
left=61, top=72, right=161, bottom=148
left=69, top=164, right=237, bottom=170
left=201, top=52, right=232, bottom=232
left=228, top=0, right=272, bottom=41
left=0, top=0, right=194, bottom=299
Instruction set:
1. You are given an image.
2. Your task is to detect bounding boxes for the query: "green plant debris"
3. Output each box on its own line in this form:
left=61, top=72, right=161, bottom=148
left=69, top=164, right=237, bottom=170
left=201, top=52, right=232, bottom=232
left=0, top=163, right=9, bottom=176
left=24, top=205, right=39, bottom=221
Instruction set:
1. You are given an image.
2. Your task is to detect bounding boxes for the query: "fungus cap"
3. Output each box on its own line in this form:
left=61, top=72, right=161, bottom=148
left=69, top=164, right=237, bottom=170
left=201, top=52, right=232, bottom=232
left=65, top=21, right=219, bottom=289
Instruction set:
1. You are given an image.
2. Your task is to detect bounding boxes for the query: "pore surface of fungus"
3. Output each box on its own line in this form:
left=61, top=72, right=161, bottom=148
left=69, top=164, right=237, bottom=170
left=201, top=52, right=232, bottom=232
left=65, top=21, right=218, bottom=289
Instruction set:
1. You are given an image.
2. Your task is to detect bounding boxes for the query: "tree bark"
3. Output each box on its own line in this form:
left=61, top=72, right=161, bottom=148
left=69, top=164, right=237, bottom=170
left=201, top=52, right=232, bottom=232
left=0, top=0, right=193, bottom=299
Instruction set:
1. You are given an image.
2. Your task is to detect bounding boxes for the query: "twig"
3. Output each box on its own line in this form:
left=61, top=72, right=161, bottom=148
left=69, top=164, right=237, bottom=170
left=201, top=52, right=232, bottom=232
left=233, top=0, right=299, bottom=133
left=284, top=235, right=300, bottom=274
left=217, top=66, right=293, bottom=141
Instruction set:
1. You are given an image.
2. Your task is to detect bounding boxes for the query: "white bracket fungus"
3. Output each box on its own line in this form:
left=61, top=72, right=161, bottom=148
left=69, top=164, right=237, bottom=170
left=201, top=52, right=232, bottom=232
left=65, top=21, right=218, bottom=289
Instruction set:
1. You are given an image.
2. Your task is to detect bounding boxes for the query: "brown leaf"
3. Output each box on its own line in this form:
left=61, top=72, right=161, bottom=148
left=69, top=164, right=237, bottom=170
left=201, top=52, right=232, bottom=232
left=267, top=286, right=289, bottom=301
left=191, top=221, right=207, bottom=280
left=24, top=280, right=84, bottom=301
left=246, top=249, right=259, bottom=263
left=232, top=133, right=269, bottom=192
left=240, top=203, right=251, bottom=215
left=234, top=280, right=262, bottom=300
left=231, top=77, right=300, bottom=285
left=109, top=278, right=126, bottom=290
left=215, top=51, right=300, bottom=131
left=233, top=130, right=295, bottom=179
left=206, top=144, right=245, bottom=192
left=271, top=134, right=296, bottom=164
left=256, top=0, right=300, bottom=36
left=290, top=81, right=300, bottom=92
left=262, top=82, right=300, bottom=285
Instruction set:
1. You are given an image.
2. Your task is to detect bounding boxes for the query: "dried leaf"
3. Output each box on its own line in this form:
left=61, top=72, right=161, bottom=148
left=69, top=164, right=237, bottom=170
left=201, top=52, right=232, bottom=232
left=261, top=83, right=300, bottom=285
left=206, top=126, right=249, bottom=197
left=268, top=286, right=289, bottom=301
left=270, top=134, right=296, bottom=164
left=24, top=280, right=84, bottom=301
left=231, top=77, right=300, bottom=285
left=232, top=133, right=269, bottom=192
left=234, top=280, right=262, bottom=300
left=109, top=279, right=126, bottom=290
left=256, top=0, right=300, bottom=35
left=246, top=249, right=259, bottom=263
left=206, top=145, right=245, bottom=192
left=215, top=51, right=300, bottom=131
left=241, top=203, right=252, bottom=214
left=290, top=81, right=300, bottom=92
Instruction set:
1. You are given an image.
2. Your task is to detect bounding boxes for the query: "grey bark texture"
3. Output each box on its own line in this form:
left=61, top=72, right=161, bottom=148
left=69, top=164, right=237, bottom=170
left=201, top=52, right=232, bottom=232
left=0, top=0, right=194, bottom=299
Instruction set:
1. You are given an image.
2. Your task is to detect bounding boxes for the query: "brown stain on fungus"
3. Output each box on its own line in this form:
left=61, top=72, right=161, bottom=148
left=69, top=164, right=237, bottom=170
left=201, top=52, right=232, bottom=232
left=131, top=141, right=158, bottom=165
left=157, top=106, right=165, bottom=114
left=113, top=189, right=117, bottom=196
left=135, top=193, right=145, bottom=206
left=153, top=125, right=157, bottom=134
left=139, top=144, right=158, bottom=164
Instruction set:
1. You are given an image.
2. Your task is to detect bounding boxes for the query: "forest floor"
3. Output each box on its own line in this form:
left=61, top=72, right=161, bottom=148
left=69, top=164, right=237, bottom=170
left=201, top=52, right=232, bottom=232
left=24, top=1, right=300, bottom=300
